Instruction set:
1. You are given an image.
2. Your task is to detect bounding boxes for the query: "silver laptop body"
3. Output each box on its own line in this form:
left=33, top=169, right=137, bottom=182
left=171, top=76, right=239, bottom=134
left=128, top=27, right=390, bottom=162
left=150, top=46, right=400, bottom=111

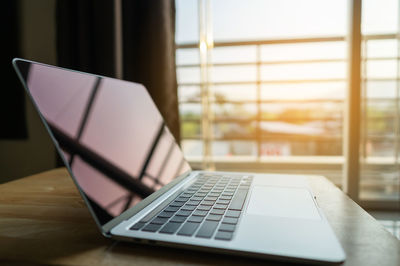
left=13, top=58, right=345, bottom=264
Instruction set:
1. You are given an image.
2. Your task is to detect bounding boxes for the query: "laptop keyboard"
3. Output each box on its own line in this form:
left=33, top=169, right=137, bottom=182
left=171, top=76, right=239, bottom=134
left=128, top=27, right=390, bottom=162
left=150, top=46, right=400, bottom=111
left=130, top=173, right=253, bottom=241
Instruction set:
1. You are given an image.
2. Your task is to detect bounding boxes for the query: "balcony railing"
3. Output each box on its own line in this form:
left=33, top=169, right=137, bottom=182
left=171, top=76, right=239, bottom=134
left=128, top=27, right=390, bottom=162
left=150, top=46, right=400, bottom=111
left=176, top=34, right=400, bottom=207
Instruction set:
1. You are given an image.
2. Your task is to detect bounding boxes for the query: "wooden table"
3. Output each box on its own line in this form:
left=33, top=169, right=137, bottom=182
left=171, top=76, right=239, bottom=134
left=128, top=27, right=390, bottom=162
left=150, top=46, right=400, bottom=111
left=0, top=168, right=399, bottom=265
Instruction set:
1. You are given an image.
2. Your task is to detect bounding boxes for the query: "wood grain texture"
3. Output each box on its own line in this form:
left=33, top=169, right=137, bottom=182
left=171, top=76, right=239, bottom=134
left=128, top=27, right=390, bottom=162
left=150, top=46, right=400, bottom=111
left=0, top=168, right=399, bottom=265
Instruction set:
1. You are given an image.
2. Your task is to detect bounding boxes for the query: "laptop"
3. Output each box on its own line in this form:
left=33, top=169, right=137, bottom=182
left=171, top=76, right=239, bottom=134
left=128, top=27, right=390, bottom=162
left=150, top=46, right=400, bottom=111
left=13, top=58, right=345, bottom=264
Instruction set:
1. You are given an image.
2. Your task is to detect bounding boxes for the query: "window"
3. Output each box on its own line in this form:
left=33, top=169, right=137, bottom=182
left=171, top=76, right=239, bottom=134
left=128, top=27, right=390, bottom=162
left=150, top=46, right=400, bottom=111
left=360, top=0, right=400, bottom=204
left=176, top=0, right=400, bottom=208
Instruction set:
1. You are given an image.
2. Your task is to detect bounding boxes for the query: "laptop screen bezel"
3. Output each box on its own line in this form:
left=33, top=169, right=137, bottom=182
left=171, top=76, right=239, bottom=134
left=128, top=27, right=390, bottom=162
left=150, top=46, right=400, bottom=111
left=12, top=58, right=192, bottom=235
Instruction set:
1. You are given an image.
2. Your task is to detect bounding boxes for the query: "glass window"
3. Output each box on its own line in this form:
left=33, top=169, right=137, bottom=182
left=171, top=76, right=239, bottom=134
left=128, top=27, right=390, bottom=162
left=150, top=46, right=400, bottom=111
left=176, top=0, right=400, bottom=203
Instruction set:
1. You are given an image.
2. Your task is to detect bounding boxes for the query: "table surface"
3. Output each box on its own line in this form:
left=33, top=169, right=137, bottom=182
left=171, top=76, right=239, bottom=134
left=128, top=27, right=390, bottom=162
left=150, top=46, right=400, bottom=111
left=0, top=168, right=399, bottom=266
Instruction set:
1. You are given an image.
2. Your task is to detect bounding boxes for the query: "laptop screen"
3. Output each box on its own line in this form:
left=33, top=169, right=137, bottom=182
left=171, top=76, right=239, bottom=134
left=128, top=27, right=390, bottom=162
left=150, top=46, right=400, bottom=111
left=14, top=60, right=191, bottom=226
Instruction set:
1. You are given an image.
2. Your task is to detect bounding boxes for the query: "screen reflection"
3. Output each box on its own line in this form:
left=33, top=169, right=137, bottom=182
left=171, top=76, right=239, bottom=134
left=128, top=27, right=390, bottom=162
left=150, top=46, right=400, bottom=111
left=21, top=62, right=191, bottom=225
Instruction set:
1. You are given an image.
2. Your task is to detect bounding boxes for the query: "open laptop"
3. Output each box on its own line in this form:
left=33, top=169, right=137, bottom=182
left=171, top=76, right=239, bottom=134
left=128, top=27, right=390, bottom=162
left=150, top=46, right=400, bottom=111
left=13, top=58, right=345, bottom=264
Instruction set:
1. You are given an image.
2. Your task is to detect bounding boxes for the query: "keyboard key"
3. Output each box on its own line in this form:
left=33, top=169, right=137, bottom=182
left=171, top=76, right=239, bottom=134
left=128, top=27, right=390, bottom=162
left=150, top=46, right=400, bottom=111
left=177, top=222, right=201, bottom=236
left=176, top=210, right=192, bottom=217
left=201, top=200, right=215, bottom=206
left=150, top=217, right=168, bottom=225
left=214, top=204, right=228, bottom=209
left=158, top=211, right=174, bottom=218
left=170, top=201, right=184, bottom=207
left=215, top=231, right=233, bottom=241
left=188, top=215, right=204, bottom=223
left=206, top=214, right=223, bottom=221
left=170, top=215, right=187, bottom=223
left=142, top=223, right=162, bottom=232
left=191, top=196, right=204, bottom=201
left=210, top=208, right=225, bottom=215
left=222, top=217, right=238, bottom=224
left=228, top=189, right=248, bottom=210
left=130, top=222, right=146, bottom=230
left=159, top=222, right=182, bottom=234
left=219, top=223, right=235, bottom=232
left=193, top=210, right=208, bottom=216
left=216, top=200, right=230, bottom=205
left=165, top=206, right=179, bottom=212
left=204, top=196, right=218, bottom=201
left=197, top=205, right=211, bottom=211
left=181, top=205, right=196, bottom=211
left=196, top=221, right=219, bottom=238
left=225, top=210, right=241, bottom=218
left=186, top=200, right=201, bottom=206
left=175, top=197, right=189, bottom=202
left=219, top=195, right=232, bottom=200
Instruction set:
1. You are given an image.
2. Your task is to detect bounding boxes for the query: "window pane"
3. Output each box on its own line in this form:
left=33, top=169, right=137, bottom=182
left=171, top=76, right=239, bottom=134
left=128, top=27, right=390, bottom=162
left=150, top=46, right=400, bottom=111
left=261, top=82, right=345, bottom=100
left=213, top=122, right=255, bottom=139
left=179, top=103, right=201, bottom=120
left=261, top=42, right=346, bottom=61
left=176, top=48, right=199, bottom=65
left=261, top=102, right=343, bottom=122
left=261, top=139, right=341, bottom=156
left=365, top=60, right=397, bottom=79
left=211, top=0, right=347, bottom=41
left=365, top=81, right=397, bottom=99
left=212, top=140, right=257, bottom=156
left=182, top=140, right=203, bottom=157
left=360, top=164, right=399, bottom=200
left=261, top=62, right=346, bottom=81
left=261, top=142, right=291, bottom=156
left=181, top=121, right=202, bottom=138
left=361, top=0, right=400, bottom=204
left=366, top=100, right=396, bottom=119
left=362, top=0, right=399, bottom=34
left=211, top=65, right=257, bottom=83
left=364, top=139, right=397, bottom=157
left=178, top=85, right=201, bottom=102
left=366, top=118, right=395, bottom=138
left=177, top=67, right=201, bottom=84
left=176, top=0, right=199, bottom=43
left=212, top=46, right=257, bottom=63
left=213, top=103, right=256, bottom=120
left=211, top=84, right=257, bottom=102
left=365, top=39, right=398, bottom=58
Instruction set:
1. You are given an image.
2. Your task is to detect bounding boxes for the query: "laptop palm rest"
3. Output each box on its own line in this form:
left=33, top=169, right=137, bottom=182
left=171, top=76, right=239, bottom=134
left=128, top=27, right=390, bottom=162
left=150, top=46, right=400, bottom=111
left=247, top=186, right=321, bottom=220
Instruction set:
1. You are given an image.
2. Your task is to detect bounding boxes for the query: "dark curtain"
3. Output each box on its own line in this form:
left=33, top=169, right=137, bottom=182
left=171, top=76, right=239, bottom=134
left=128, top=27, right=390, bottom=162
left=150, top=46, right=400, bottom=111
left=56, top=0, right=180, bottom=142
left=122, top=0, right=180, bottom=142
left=56, top=0, right=116, bottom=77
left=1, top=0, right=27, bottom=139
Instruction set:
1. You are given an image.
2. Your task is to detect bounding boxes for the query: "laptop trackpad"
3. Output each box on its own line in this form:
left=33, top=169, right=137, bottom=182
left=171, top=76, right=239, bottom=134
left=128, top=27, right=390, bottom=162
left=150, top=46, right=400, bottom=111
left=246, top=186, right=321, bottom=220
